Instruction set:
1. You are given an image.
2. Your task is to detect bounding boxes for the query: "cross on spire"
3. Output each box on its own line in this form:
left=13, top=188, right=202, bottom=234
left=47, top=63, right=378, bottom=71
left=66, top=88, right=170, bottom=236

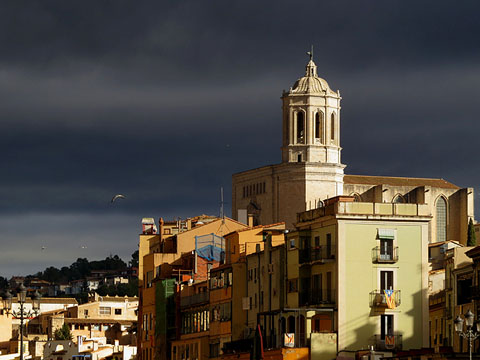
left=306, top=45, right=314, bottom=61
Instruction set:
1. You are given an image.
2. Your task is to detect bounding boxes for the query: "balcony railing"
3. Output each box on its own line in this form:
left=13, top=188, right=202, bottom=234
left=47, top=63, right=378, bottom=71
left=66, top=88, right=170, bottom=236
left=372, top=246, right=398, bottom=263
left=373, top=334, right=402, bottom=351
left=180, top=291, right=209, bottom=307
left=299, top=289, right=336, bottom=306
left=369, top=290, right=401, bottom=308
left=299, top=246, right=335, bottom=264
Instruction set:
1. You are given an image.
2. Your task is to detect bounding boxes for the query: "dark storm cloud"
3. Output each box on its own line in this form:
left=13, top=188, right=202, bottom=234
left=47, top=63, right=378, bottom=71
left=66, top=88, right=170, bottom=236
left=2, top=0, right=480, bottom=276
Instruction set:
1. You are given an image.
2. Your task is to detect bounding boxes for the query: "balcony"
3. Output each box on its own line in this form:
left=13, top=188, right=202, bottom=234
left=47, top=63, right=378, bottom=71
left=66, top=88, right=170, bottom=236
left=299, top=289, right=336, bottom=307
left=180, top=292, right=209, bottom=308
left=373, top=334, right=402, bottom=351
left=369, top=290, right=401, bottom=308
left=299, top=246, right=335, bottom=264
left=372, top=246, right=398, bottom=263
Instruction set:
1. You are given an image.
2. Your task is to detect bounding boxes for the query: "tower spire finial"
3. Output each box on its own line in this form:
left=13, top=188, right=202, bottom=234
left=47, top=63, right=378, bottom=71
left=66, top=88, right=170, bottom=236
left=306, top=45, right=314, bottom=61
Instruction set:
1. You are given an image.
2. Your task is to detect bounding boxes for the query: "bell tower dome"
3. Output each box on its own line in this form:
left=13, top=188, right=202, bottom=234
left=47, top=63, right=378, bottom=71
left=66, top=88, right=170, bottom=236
left=281, top=51, right=343, bottom=165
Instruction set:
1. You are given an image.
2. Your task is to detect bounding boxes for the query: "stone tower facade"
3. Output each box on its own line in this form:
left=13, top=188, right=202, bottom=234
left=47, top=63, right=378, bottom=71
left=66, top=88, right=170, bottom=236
left=232, top=56, right=345, bottom=227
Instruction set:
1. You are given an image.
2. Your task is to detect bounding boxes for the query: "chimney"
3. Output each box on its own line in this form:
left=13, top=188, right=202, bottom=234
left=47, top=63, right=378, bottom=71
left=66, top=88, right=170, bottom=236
left=159, top=218, right=164, bottom=240
left=247, top=214, right=254, bottom=227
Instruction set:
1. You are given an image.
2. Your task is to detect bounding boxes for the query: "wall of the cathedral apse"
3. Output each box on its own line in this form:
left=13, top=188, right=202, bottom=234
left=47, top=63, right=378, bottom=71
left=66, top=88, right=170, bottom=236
left=344, top=183, right=474, bottom=244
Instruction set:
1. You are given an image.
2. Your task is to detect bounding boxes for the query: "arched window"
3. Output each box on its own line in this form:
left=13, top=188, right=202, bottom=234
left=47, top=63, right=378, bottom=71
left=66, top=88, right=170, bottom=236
left=315, top=112, right=323, bottom=141
left=352, top=193, right=362, bottom=202
left=330, top=113, right=335, bottom=140
left=297, top=111, right=305, bottom=144
left=436, top=196, right=447, bottom=242
left=393, top=194, right=405, bottom=203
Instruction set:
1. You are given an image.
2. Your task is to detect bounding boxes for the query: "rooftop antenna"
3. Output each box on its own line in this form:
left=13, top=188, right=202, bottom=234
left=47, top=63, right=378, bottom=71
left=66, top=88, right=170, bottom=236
left=219, top=187, right=225, bottom=263
left=220, top=187, right=225, bottom=221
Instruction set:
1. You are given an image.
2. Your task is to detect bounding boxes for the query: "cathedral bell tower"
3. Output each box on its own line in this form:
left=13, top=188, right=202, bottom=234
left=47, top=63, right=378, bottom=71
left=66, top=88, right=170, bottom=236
left=281, top=52, right=343, bottom=165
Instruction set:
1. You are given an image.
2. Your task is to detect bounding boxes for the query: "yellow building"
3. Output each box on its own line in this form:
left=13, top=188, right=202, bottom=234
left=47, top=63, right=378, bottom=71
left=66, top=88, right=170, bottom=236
left=285, top=196, right=430, bottom=358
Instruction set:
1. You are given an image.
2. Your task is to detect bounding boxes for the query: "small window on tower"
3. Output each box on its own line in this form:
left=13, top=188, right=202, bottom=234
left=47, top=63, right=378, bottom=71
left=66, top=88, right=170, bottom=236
left=297, top=154, right=302, bottom=162
left=331, top=113, right=335, bottom=140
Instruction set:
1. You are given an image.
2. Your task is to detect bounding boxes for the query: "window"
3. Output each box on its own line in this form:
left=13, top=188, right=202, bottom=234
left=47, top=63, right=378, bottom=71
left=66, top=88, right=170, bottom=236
left=326, top=272, right=332, bottom=302
left=146, top=271, right=153, bottom=288
left=378, top=229, right=395, bottom=261
left=330, top=113, right=335, bottom=140
left=380, top=270, right=394, bottom=291
left=315, top=112, right=323, bottom=141
left=297, top=153, right=302, bottom=162
left=209, top=343, right=220, bottom=358
left=436, top=197, right=447, bottom=242
left=99, top=307, right=111, bottom=315
left=381, top=314, right=394, bottom=339
left=393, top=194, right=405, bottom=203
left=84, top=310, right=88, bottom=316
left=380, top=239, right=394, bottom=261
left=296, top=111, right=305, bottom=144
left=289, top=238, right=295, bottom=249
left=326, top=234, right=332, bottom=258
left=287, top=279, right=298, bottom=293
left=115, top=308, right=122, bottom=315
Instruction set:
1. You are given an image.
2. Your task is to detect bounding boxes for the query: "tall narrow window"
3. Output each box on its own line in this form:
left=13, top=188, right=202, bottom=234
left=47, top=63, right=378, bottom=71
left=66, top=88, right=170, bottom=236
left=315, top=112, right=323, bottom=141
left=381, top=314, right=394, bottom=339
left=380, top=270, right=394, bottom=290
left=326, top=271, right=332, bottom=302
left=330, top=113, right=335, bottom=140
left=436, top=197, right=447, bottom=242
left=297, top=111, right=305, bottom=144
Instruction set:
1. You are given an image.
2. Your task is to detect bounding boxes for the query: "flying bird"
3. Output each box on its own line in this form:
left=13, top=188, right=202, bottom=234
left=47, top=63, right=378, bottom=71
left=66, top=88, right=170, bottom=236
left=111, top=194, right=126, bottom=203
left=41, top=246, right=46, bottom=251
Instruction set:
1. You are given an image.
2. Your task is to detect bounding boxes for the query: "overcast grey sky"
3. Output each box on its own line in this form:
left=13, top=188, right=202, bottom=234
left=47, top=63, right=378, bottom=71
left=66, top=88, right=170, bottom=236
left=1, top=0, right=480, bottom=277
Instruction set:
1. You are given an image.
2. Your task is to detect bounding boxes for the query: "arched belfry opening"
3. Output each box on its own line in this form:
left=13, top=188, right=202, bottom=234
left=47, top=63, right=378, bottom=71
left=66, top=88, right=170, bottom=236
left=315, top=111, right=323, bottom=143
left=296, top=111, right=305, bottom=144
left=330, top=113, right=335, bottom=141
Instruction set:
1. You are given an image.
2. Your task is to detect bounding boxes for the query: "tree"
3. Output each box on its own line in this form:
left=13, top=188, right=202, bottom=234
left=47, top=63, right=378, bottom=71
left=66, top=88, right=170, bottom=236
left=468, top=218, right=477, bottom=246
left=130, top=250, right=139, bottom=268
left=54, top=323, right=72, bottom=340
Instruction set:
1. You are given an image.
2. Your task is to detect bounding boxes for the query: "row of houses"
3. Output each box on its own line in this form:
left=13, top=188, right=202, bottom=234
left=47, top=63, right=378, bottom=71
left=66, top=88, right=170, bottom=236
left=8, top=268, right=137, bottom=298
left=138, top=195, right=464, bottom=360
left=0, top=292, right=138, bottom=360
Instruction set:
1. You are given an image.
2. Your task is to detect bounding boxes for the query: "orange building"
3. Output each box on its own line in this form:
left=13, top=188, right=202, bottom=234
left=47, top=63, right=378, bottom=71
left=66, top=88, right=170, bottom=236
left=138, top=216, right=247, bottom=360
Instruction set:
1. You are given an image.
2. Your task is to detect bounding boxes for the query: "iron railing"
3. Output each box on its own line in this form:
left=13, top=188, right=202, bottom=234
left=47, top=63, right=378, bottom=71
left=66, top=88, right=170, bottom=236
left=369, top=290, right=401, bottom=308
left=299, top=246, right=335, bottom=264
left=373, top=334, right=402, bottom=351
left=372, top=246, right=398, bottom=263
left=180, top=292, right=209, bottom=307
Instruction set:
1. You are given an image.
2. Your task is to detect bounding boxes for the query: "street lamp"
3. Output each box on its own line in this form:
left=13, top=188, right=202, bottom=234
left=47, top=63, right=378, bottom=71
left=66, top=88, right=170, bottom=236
left=2, top=284, right=42, bottom=360
left=455, top=310, right=480, bottom=360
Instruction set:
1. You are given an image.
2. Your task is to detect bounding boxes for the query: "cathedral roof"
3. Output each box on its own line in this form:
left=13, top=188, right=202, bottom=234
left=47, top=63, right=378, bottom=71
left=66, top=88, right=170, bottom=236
left=344, top=174, right=460, bottom=189
left=290, top=59, right=337, bottom=96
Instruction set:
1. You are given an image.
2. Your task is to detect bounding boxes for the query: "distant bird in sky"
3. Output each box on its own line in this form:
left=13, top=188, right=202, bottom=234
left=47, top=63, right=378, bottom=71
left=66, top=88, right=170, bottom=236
left=41, top=246, right=46, bottom=251
left=111, top=194, right=126, bottom=203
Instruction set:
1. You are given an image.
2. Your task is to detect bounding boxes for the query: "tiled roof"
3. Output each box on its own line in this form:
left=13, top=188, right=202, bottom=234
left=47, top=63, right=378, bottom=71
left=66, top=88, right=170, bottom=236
left=344, top=174, right=459, bottom=189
